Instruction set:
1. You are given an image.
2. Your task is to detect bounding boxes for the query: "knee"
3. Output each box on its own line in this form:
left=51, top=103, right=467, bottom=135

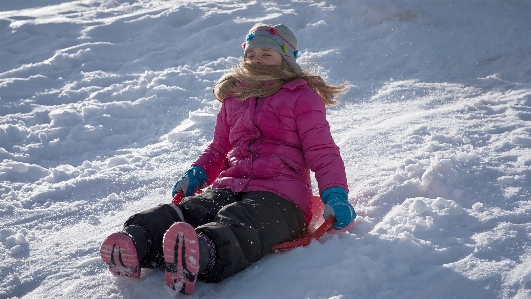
left=124, top=204, right=179, bottom=228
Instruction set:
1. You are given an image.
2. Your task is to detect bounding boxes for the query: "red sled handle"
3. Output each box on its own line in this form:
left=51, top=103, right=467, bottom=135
left=172, top=190, right=185, bottom=204
left=172, top=189, right=203, bottom=204
left=272, top=216, right=336, bottom=251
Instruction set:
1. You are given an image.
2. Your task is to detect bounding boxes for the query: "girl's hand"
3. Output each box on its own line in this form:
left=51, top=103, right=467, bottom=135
left=171, top=166, right=208, bottom=197
left=321, top=187, right=356, bottom=229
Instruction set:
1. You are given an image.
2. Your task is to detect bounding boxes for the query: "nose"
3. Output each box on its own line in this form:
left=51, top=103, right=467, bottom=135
left=249, top=56, right=261, bottom=64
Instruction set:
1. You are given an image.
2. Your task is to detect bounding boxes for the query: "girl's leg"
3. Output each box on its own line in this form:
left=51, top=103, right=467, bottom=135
left=122, top=203, right=185, bottom=268
left=195, top=191, right=306, bottom=283
left=123, top=188, right=238, bottom=268
left=100, top=188, right=238, bottom=276
left=100, top=203, right=186, bottom=276
left=179, top=188, right=239, bottom=227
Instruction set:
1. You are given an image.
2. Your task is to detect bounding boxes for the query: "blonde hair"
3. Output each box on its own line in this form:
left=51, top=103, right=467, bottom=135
left=213, top=60, right=348, bottom=106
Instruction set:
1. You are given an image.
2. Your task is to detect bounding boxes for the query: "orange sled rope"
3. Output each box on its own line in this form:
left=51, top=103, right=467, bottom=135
left=272, top=216, right=335, bottom=251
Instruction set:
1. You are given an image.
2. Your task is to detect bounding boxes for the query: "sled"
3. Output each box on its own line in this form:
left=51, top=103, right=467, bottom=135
left=172, top=192, right=337, bottom=251
left=272, top=215, right=335, bottom=251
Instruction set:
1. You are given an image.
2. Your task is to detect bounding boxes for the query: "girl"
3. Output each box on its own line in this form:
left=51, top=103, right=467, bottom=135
left=100, top=23, right=356, bottom=295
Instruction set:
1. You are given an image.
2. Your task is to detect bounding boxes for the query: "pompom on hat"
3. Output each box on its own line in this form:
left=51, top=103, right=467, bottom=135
left=241, top=23, right=301, bottom=72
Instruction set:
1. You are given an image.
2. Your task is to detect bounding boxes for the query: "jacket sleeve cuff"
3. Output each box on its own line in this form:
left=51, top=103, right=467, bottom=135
left=321, top=186, right=348, bottom=204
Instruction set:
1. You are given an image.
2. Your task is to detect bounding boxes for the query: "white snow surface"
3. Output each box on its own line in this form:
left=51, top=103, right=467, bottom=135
left=1, top=0, right=531, bottom=298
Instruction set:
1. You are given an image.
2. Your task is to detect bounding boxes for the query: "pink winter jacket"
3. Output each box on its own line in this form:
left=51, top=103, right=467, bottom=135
left=193, top=79, right=348, bottom=222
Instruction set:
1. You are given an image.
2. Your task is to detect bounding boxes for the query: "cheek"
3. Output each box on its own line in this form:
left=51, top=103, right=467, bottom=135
left=269, top=55, right=283, bottom=66
left=263, top=59, right=280, bottom=66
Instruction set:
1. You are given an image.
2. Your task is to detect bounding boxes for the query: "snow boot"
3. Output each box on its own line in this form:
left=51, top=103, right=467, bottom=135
left=100, top=232, right=141, bottom=278
left=163, top=222, right=200, bottom=294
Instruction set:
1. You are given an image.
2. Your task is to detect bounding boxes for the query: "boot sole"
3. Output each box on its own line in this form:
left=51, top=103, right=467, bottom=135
left=100, top=232, right=141, bottom=278
left=163, top=222, right=199, bottom=294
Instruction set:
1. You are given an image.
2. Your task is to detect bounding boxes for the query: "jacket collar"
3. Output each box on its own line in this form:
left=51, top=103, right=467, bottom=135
left=281, top=79, right=308, bottom=91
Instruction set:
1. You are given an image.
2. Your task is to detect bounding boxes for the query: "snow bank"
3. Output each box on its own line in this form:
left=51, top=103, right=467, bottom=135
left=1, top=0, right=531, bottom=298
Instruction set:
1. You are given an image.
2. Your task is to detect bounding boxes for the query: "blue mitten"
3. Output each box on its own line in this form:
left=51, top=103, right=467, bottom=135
left=322, top=187, right=356, bottom=229
left=171, top=166, right=208, bottom=197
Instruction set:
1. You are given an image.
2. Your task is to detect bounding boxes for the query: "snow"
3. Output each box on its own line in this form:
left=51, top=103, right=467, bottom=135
left=1, top=0, right=531, bottom=298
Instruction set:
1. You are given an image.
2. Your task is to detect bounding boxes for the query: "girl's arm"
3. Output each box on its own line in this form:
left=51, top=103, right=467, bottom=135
left=295, top=89, right=349, bottom=194
left=193, top=103, right=232, bottom=185
left=296, top=88, right=355, bottom=229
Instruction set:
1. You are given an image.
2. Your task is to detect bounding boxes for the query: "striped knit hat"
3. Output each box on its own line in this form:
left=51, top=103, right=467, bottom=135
left=241, top=23, right=301, bottom=72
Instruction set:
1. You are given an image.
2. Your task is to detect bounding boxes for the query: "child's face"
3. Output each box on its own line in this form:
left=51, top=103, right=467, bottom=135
left=245, top=48, right=283, bottom=66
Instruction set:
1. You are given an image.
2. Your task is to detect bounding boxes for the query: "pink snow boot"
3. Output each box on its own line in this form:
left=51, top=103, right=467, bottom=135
left=100, top=232, right=141, bottom=278
left=163, top=222, right=200, bottom=294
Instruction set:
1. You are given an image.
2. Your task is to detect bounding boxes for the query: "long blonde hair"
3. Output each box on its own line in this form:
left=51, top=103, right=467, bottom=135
left=213, top=60, right=348, bottom=106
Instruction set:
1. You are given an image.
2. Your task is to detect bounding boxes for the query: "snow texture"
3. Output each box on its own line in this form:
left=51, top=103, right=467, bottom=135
left=1, top=0, right=531, bottom=298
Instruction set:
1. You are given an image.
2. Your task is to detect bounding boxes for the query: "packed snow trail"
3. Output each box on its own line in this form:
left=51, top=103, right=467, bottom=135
left=1, top=1, right=531, bottom=298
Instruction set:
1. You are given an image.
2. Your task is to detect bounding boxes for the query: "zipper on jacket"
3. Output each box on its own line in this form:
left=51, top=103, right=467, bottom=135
left=249, top=98, right=260, bottom=155
left=249, top=141, right=258, bottom=158
left=248, top=98, right=262, bottom=178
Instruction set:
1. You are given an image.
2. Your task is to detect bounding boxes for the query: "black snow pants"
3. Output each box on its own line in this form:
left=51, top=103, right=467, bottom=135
left=123, top=188, right=306, bottom=283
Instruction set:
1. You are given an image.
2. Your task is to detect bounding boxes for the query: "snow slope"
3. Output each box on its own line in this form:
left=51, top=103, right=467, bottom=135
left=1, top=0, right=531, bottom=298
